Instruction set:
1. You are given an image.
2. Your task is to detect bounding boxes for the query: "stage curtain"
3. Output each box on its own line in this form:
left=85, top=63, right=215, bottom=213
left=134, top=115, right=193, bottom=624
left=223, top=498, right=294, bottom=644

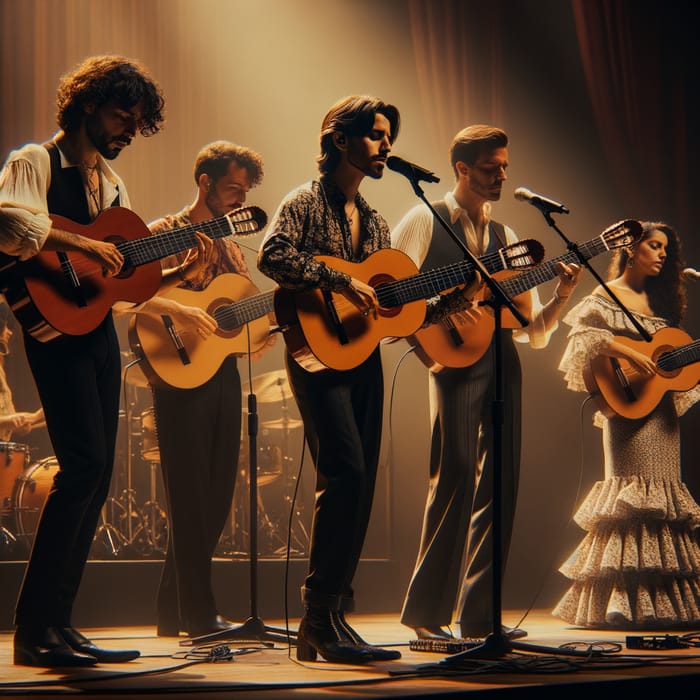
left=571, top=0, right=691, bottom=232
left=406, top=0, right=506, bottom=159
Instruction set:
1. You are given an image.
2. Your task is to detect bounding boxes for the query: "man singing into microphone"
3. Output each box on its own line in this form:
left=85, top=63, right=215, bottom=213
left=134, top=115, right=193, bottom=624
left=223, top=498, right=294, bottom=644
left=391, top=124, right=581, bottom=641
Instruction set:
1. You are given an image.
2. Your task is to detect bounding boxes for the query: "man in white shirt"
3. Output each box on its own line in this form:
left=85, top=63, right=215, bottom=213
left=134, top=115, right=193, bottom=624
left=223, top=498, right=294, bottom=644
left=392, top=124, right=580, bottom=641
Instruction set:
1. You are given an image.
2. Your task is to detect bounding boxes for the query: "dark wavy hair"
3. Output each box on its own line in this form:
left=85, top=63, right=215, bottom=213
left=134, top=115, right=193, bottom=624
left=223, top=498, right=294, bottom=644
left=317, top=95, right=400, bottom=175
left=607, top=221, right=687, bottom=326
left=56, top=55, right=165, bottom=136
left=193, top=141, right=264, bottom=187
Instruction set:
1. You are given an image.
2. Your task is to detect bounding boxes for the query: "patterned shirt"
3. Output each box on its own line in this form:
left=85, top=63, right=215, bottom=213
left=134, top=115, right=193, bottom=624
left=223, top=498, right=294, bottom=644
left=258, top=177, right=387, bottom=291
left=149, top=207, right=252, bottom=289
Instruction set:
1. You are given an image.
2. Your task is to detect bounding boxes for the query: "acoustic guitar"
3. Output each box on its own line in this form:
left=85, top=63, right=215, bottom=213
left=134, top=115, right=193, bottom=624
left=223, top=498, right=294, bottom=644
left=128, top=273, right=274, bottom=390
left=0, top=205, right=267, bottom=342
left=274, top=238, right=544, bottom=372
left=410, top=219, right=643, bottom=372
left=583, top=326, right=700, bottom=419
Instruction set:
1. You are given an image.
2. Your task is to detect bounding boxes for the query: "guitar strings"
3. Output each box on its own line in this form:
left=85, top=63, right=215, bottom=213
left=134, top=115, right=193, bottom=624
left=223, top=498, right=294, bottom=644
left=213, top=291, right=275, bottom=331
left=51, top=207, right=264, bottom=281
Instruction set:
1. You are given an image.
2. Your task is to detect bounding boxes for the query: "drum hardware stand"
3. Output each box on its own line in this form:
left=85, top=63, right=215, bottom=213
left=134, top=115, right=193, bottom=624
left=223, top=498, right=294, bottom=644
left=93, top=504, right=125, bottom=558
left=0, top=521, right=18, bottom=551
left=139, top=457, right=168, bottom=557
left=98, top=356, right=168, bottom=559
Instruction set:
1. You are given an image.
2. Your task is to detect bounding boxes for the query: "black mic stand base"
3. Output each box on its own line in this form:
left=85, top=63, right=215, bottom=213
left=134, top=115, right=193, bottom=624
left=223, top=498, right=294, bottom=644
left=182, top=615, right=296, bottom=647
left=437, top=631, right=608, bottom=666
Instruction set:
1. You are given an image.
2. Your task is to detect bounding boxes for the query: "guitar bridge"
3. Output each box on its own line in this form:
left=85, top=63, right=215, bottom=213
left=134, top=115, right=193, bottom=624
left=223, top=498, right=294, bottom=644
left=322, top=290, right=349, bottom=346
left=611, top=357, right=636, bottom=402
left=58, top=252, right=88, bottom=308
left=161, top=315, right=191, bottom=365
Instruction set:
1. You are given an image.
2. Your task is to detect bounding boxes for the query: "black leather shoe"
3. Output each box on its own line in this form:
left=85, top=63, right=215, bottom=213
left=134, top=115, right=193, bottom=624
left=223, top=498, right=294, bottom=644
left=335, top=611, right=401, bottom=661
left=413, top=625, right=454, bottom=640
left=296, top=609, right=374, bottom=664
left=14, top=626, right=98, bottom=668
left=60, top=627, right=140, bottom=663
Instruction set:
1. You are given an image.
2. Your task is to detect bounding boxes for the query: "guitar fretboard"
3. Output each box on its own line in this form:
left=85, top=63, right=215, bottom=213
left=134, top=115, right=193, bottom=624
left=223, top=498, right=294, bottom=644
left=117, top=208, right=265, bottom=267
left=501, top=238, right=607, bottom=297
left=374, top=243, right=533, bottom=308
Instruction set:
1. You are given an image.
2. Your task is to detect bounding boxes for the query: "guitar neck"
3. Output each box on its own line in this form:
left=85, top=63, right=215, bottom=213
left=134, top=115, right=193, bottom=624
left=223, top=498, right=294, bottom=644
left=116, top=215, right=254, bottom=267
left=214, top=290, right=275, bottom=331
left=375, top=248, right=513, bottom=308
left=657, top=339, right=700, bottom=372
left=501, top=237, right=607, bottom=297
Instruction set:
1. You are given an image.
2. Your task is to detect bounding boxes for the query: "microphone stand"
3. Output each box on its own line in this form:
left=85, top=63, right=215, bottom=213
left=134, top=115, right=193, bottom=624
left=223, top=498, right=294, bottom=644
left=440, top=205, right=651, bottom=666
left=399, top=175, right=529, bottom=660
left=181, top=334, right=295, bottom=648
left=540, top=211, right=651, bottom=342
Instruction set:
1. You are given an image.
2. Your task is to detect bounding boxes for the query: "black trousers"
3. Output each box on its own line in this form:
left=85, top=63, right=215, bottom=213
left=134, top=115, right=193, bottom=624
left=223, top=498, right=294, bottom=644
left=153, top=355, right=241, bottom=630
left=15, top=316, right=121, bottom=627
left=401, top=332, right=522, bottom=632
left=286, top=348, right=383, bottom=611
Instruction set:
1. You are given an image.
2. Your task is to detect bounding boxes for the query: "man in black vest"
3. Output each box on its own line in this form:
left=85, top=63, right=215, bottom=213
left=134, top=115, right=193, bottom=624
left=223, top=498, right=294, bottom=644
left=0, top=55, right=165, bottom=667
left=392, top=125, right=581, bottom=641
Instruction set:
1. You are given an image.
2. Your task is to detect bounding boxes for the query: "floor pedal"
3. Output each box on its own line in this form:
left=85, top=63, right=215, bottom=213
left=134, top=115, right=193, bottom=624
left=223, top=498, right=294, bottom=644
left=409, top=637, right=482, bottom=654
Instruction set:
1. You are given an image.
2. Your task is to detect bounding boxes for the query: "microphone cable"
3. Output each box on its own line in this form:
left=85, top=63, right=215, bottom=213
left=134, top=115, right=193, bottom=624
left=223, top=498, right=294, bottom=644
left=511, top=391, right=598, bottom=631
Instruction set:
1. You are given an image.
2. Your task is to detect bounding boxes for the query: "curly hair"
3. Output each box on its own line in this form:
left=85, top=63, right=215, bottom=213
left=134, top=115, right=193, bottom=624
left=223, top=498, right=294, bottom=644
left=56, top=55, right=165, bottom=136
left=607, top=221, right=687, bottom=326
left=193, top=141, right=264, bottom=187
left=317, top=95, right=400, bottom=175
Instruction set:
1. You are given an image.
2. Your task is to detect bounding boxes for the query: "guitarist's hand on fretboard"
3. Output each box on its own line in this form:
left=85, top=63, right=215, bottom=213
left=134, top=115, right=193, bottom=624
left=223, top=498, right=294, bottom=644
left=177, top=231, right=214, bottom=283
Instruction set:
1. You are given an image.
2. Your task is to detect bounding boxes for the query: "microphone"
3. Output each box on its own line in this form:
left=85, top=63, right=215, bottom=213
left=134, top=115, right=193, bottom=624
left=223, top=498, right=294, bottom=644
left=386, top=156, right=440, bottom=184
left=514, top=187, right=570, bottom=215
left=683, top=267, right=700, bottom=280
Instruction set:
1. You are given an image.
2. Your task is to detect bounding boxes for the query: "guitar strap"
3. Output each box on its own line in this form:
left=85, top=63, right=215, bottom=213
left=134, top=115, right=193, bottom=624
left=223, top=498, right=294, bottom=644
left=420, top=200, right=507, bottom=272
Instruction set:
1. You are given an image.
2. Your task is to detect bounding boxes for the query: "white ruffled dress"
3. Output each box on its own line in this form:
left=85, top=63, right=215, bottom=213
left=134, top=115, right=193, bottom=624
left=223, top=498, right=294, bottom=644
left=552, top=295, right=700, bottom=628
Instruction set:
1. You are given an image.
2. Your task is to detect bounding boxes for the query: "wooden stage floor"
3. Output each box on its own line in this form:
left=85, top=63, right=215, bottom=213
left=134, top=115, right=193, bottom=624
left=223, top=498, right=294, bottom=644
left=2, top=610, right=700, bottom=698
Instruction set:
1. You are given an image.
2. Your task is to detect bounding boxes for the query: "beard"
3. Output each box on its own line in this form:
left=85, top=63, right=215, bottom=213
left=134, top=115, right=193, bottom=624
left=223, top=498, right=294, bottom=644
left=85, top=114, right=125, bottom=160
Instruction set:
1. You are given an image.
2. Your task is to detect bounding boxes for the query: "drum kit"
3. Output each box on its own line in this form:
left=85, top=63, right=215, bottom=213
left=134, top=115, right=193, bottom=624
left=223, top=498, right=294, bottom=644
left=0, top=441, right=35, bottom=556
left=0, top=359, right=310, bottom=561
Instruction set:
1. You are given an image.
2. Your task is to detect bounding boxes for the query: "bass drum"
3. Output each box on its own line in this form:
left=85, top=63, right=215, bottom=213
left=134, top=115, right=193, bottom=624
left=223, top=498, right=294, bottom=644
left=12, top=456, right=58, bottom=538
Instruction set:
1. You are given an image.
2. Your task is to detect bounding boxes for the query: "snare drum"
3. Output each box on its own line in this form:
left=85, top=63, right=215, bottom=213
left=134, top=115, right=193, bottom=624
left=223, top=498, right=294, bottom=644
left=0, top=442, right=30, bottom=510
left=12, top=456, right=59, bottom=537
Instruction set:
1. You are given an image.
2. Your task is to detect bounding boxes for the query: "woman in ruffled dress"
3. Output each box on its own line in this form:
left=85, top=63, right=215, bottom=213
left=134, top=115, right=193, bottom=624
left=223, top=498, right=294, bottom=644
left=553, top=220, right=700, bottom=628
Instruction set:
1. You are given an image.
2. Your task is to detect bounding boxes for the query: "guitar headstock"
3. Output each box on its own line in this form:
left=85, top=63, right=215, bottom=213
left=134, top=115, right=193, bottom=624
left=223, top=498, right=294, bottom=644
left=600, top=219, right=643, bottom=250
left=226, top=205, right=268, bottom=236
left=501, top=238, right=545, bottom=271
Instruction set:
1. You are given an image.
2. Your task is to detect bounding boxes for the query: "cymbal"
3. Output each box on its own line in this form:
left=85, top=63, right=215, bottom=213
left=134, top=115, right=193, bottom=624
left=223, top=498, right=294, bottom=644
left=242, top=369, right=293, bottom=403
left=261, top=417, right=303, bottom=431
